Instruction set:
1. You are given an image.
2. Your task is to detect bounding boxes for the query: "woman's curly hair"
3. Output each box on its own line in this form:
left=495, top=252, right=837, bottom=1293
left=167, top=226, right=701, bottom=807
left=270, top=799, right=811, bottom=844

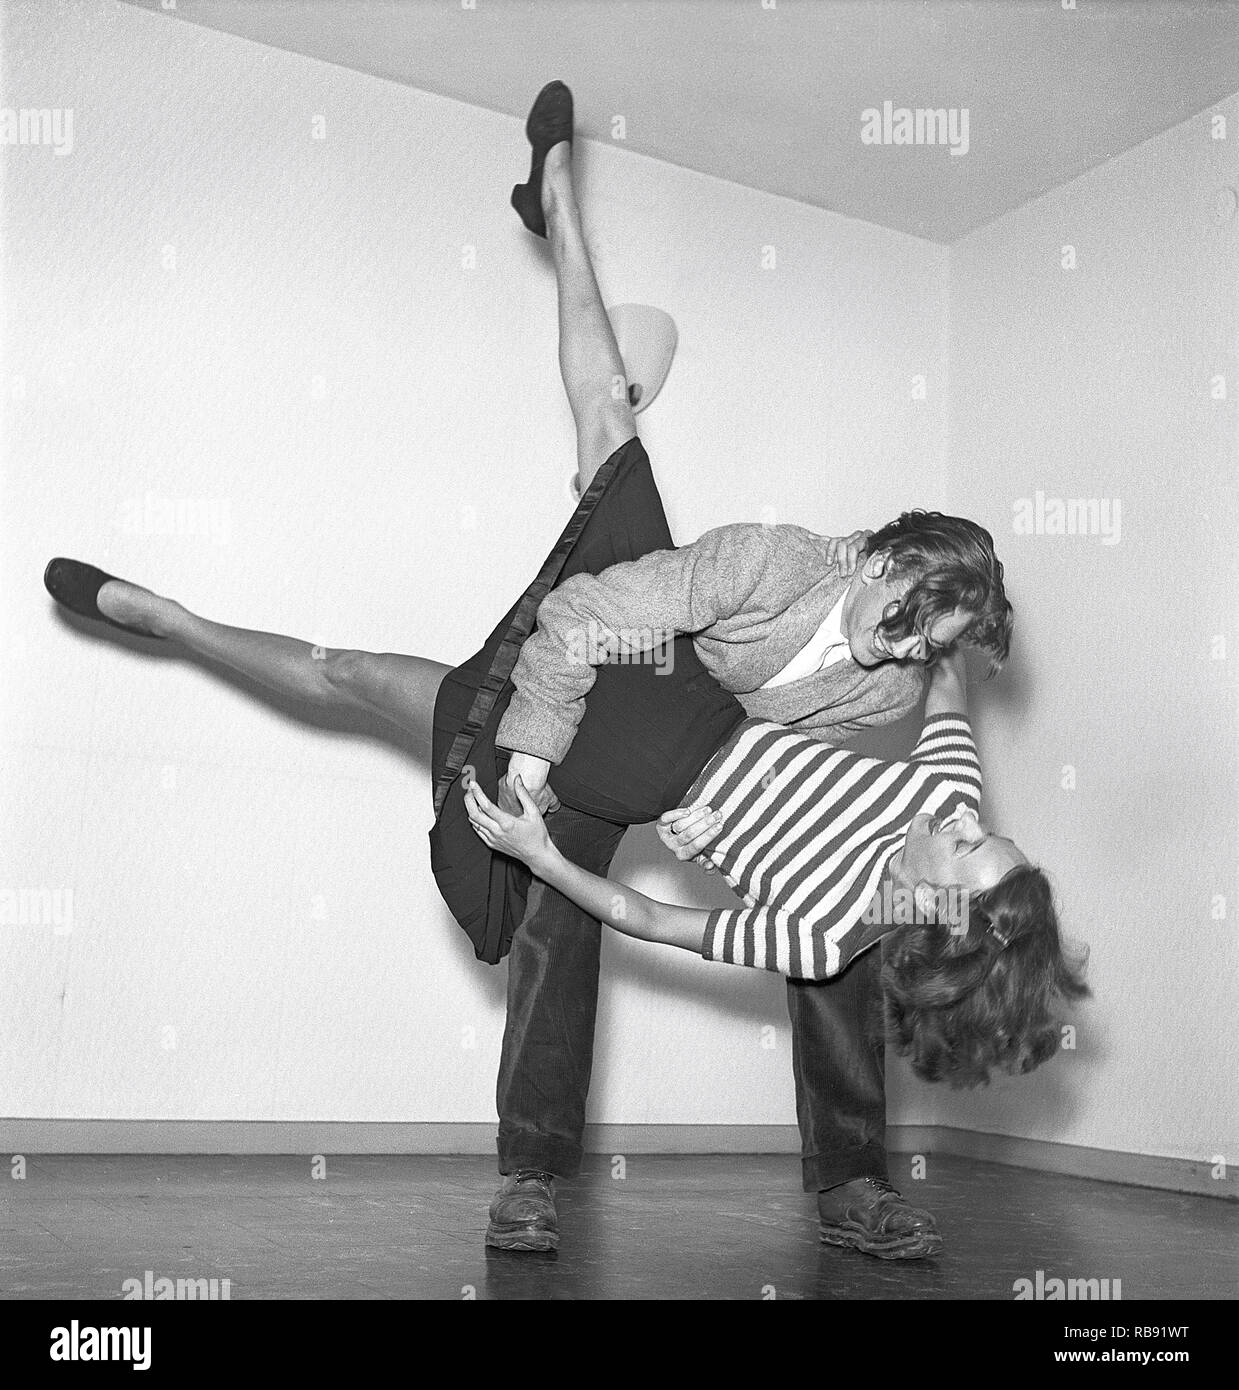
left=881, top=864, right=1090, bottom=1089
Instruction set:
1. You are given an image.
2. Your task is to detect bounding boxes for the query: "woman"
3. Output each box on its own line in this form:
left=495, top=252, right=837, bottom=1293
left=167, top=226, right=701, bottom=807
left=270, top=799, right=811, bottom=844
left=464, top=636, right=1088, bottom=1088
left=43, top=82, right=1087, bottom=1093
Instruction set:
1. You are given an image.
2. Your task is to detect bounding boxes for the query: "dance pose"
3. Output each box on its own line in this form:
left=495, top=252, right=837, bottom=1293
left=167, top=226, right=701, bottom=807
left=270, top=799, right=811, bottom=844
left=43, top=82, right=1086, bottom=1260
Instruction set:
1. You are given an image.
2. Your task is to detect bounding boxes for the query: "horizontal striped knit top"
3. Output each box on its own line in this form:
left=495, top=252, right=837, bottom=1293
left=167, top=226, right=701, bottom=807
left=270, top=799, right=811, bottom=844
left=680, top=713, right=983, bottom=980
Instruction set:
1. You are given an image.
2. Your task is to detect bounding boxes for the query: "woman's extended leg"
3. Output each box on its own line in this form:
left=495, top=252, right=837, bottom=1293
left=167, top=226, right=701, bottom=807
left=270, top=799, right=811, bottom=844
left=540, top=142, right=638, bottom=491
left=94, top=579, right=448, bottom=761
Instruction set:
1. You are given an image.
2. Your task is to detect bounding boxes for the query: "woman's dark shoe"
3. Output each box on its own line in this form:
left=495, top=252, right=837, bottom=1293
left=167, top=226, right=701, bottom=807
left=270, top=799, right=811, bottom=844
left=510, top=79, right=574, bottom=238
left=43, top=557, right=166, bottom=640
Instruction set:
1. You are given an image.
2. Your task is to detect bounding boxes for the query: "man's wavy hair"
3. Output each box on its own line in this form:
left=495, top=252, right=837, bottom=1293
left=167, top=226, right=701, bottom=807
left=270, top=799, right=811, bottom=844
left=880, top=864, right=1090, bottom=1089
left=868, top=510, right=1013, bottom=672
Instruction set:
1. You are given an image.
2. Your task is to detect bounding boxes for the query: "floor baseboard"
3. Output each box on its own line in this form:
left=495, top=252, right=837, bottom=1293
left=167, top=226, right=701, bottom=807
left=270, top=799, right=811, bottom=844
left=890, top=1124, right=1235, bottom=1201
left=1, top=1119, right=1232, bottom=1200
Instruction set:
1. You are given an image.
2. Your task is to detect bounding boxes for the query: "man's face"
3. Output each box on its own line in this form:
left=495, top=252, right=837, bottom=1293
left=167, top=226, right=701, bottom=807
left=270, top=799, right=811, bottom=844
left=842, top=552, right=974, bottom=667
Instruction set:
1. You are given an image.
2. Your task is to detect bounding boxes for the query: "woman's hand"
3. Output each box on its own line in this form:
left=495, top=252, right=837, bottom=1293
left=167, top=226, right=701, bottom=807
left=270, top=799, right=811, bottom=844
left=824, top=529, right=873, bottom=577
left=924, top=643, right=969, bottom=717
left=930, top=644, right=968, bottom=685
left=657, top=803, right=723, bottom=866
left=464, top=773, right=556, bottom=873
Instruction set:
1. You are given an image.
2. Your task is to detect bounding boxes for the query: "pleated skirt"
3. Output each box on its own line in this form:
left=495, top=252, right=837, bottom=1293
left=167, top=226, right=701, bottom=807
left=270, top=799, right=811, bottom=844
left=429, top=435, right=746, bottom=963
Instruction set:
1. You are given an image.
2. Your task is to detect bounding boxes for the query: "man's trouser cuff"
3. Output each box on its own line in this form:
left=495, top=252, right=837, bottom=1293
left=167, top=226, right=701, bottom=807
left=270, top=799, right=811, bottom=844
left=803, top=1142, right=889, bottom=1193
left=498, top=1133, right=584, bottom=1181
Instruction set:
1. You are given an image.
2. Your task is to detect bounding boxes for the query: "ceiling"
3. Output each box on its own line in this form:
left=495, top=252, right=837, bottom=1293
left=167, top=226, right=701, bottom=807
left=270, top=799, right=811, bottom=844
left=120, top=0, right=1239, bottom=243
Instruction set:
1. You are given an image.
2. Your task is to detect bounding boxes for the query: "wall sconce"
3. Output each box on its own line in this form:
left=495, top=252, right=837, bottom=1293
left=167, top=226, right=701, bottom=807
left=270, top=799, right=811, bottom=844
left=607, top=303, right=678, bottom=413
left=570, top=304, right=678, bottom=499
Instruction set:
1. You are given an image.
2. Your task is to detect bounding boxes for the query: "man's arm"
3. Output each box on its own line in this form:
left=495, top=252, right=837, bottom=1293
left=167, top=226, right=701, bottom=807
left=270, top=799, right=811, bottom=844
left=497, top=525, right=871, bottom=812
left=497, top=525, right=761, bottom=811
left=496, top=525, right=871, bottom=803
left=495, top=523, right=771, bottom=766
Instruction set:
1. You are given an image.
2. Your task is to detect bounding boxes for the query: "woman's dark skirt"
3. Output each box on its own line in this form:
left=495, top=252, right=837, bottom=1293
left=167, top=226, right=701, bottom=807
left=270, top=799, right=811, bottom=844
left=429, top=435, right=746, bottom=964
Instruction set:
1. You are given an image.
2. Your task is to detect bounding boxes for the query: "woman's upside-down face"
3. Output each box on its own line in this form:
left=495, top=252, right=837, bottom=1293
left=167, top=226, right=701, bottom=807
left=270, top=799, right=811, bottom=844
left=893, top=804, right=1026, bottom=896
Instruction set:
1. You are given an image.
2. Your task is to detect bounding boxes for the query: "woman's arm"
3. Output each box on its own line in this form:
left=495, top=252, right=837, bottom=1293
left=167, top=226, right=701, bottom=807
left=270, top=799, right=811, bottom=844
left=463, top=776, right=710, bottom=954
left=923, top=645, right=969, bottom=719
left=536, top=844, right=711, bottom=953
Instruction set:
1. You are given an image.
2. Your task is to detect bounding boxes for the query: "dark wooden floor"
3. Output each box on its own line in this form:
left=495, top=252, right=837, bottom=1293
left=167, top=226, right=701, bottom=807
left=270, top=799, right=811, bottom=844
left=2, top=1153, right=1234, bottom=1300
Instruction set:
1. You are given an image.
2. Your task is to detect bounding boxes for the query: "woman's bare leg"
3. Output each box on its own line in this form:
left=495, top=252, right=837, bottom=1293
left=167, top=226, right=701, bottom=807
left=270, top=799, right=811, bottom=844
left=541, top=142, right=638, bottom=490
left=95, top=579, right=448, bottom=760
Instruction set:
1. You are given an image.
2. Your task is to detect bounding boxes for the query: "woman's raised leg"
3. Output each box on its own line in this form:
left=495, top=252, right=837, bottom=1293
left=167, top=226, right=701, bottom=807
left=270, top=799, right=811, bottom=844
left=540, top=142, right=638, bottom=491
left=95, top=577, right=449, bottom=761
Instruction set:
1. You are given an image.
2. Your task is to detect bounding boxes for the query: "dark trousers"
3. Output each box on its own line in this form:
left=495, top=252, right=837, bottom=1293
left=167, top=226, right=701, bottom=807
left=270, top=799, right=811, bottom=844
left=496, top=806, right=889, bottom=1191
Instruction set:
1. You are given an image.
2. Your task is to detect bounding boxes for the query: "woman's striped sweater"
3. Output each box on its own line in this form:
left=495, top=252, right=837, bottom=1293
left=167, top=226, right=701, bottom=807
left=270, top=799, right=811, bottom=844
left=681, top=713, right=983, bottom=980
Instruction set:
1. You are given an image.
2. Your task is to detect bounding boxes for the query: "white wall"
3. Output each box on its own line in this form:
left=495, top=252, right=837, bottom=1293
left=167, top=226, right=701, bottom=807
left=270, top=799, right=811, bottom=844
left=889, top=99, right=1237, bottom=1163
left=14, top=3, right=1228, bottom=1168
left=1, top=1, right=948, bottom=1125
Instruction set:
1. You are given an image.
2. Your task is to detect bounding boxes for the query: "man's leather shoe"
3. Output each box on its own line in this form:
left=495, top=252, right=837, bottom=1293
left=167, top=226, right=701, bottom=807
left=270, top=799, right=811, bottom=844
left=818, top=1176, right=942, bottom=1260
left=485, top=1170, right=559, bottom=1251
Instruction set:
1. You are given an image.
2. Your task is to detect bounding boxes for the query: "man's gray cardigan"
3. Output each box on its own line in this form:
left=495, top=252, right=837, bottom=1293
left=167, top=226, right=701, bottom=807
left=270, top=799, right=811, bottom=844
left=495, top=521, right=925, bottom=763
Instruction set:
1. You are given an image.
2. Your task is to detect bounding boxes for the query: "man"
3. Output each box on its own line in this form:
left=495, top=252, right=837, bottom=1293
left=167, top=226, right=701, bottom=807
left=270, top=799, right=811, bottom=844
left=487, top=83, right=1012, bottom=1259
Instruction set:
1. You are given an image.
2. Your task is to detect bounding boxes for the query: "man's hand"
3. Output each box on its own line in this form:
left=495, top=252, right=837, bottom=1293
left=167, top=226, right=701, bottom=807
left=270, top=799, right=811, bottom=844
left=823, top=529, right=873, bottom=577
left=499, top=751, right=560, bottom=818
left=656, top=804, right=723, bottom=868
